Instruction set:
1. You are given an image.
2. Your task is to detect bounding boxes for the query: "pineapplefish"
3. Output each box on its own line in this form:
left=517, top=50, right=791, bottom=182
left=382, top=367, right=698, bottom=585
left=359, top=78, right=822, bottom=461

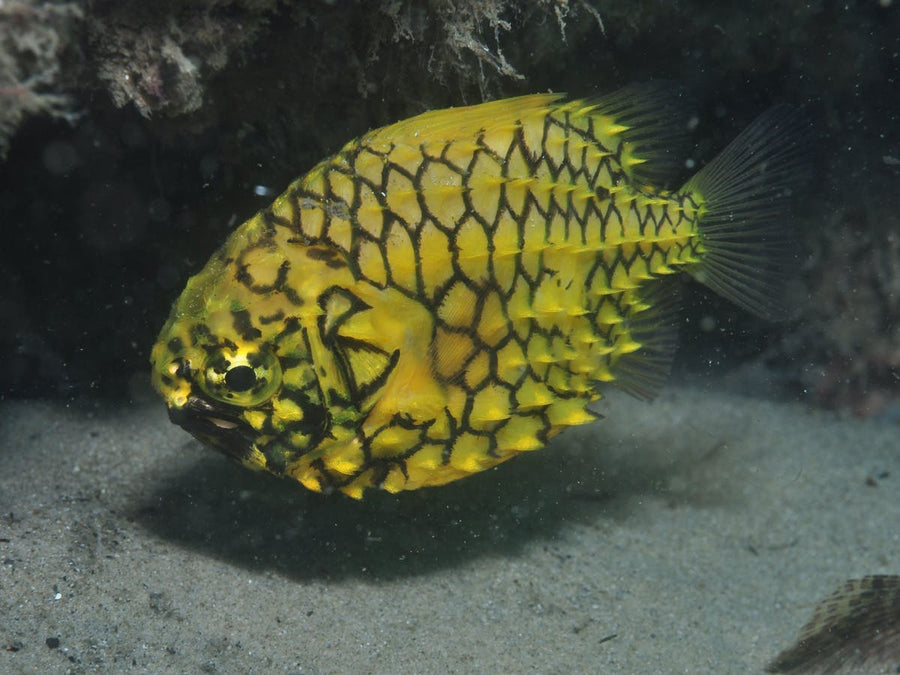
left=151, top=84, right=807, bottom=498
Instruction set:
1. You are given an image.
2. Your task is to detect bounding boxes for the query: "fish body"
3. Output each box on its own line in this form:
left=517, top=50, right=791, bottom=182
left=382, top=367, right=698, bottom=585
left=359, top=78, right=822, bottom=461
left=151, top=85, right=806, bottom=498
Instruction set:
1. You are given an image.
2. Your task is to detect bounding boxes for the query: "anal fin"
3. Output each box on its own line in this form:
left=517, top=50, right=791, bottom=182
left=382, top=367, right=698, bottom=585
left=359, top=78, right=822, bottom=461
left=608, top=278, right=681, bottom=401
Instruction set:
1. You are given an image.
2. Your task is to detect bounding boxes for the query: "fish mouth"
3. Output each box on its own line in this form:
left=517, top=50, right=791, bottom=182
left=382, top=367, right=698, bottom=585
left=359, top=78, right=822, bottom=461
left=168, top=396, right=258, bottom=461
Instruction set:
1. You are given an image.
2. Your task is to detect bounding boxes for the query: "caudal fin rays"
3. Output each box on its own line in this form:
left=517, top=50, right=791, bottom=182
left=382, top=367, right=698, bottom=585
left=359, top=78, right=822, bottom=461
left=681, top=105, right=812, bottom=319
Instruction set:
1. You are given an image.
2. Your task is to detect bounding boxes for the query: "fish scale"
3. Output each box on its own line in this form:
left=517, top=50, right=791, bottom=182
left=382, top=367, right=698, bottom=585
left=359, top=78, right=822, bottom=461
left=151, top=84, right=808, bottom=497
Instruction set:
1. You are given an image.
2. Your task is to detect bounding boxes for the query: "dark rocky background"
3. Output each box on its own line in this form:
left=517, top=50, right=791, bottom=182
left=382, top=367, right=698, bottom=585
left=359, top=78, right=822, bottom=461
left=1, top=0, right=898, bottom=416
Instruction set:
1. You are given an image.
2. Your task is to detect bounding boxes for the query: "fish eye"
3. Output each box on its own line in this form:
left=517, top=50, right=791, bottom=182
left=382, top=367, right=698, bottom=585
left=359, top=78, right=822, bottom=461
left=197, top=347, right=282, bottom=406
left=224, top=365, right=256, bottom=392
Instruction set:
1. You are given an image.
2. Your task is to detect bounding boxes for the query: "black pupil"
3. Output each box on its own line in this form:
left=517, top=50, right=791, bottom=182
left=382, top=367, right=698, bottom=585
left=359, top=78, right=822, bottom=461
left=225, top=365, right=257, bottom=392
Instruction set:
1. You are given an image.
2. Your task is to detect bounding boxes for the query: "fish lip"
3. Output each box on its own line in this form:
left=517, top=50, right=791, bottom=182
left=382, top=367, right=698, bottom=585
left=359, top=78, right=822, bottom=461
left=168, top=396, right=257, bottom=460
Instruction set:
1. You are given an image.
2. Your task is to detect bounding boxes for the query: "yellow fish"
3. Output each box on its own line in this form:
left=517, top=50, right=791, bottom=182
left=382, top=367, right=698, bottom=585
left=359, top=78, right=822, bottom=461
left=151, top=84, right=806, bottom=498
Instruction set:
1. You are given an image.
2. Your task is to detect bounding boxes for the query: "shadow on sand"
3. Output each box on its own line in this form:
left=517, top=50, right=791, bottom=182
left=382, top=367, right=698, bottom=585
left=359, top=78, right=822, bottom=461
left=131, top=409, right=737, bottom=582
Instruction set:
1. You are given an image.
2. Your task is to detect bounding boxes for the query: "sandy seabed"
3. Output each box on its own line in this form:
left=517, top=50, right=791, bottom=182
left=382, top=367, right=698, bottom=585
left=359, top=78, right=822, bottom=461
left=1, top=382, right=897, bottom=673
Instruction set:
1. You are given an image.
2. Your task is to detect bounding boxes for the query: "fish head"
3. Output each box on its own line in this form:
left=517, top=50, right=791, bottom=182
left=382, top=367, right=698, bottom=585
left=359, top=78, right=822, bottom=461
left=150, top=325, right=286, bottom=466
left=149, top=296, right=341, bottom=473
left=150, top=215, right=372, bottom=477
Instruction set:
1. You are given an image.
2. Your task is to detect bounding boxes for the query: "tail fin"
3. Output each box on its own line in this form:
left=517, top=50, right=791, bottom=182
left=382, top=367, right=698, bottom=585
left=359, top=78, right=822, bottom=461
left=681, top=106, right=811, bottom=319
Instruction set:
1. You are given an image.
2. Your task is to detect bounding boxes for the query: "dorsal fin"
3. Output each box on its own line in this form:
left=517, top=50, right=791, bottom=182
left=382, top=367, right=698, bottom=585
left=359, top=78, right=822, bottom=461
left=577, top=82, right=694, bottom=187
left=361, top=84, right=693, bottom=190
left=365, top=94, right=564, bottom=147
left=767, top=575, right=900, bottom=673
